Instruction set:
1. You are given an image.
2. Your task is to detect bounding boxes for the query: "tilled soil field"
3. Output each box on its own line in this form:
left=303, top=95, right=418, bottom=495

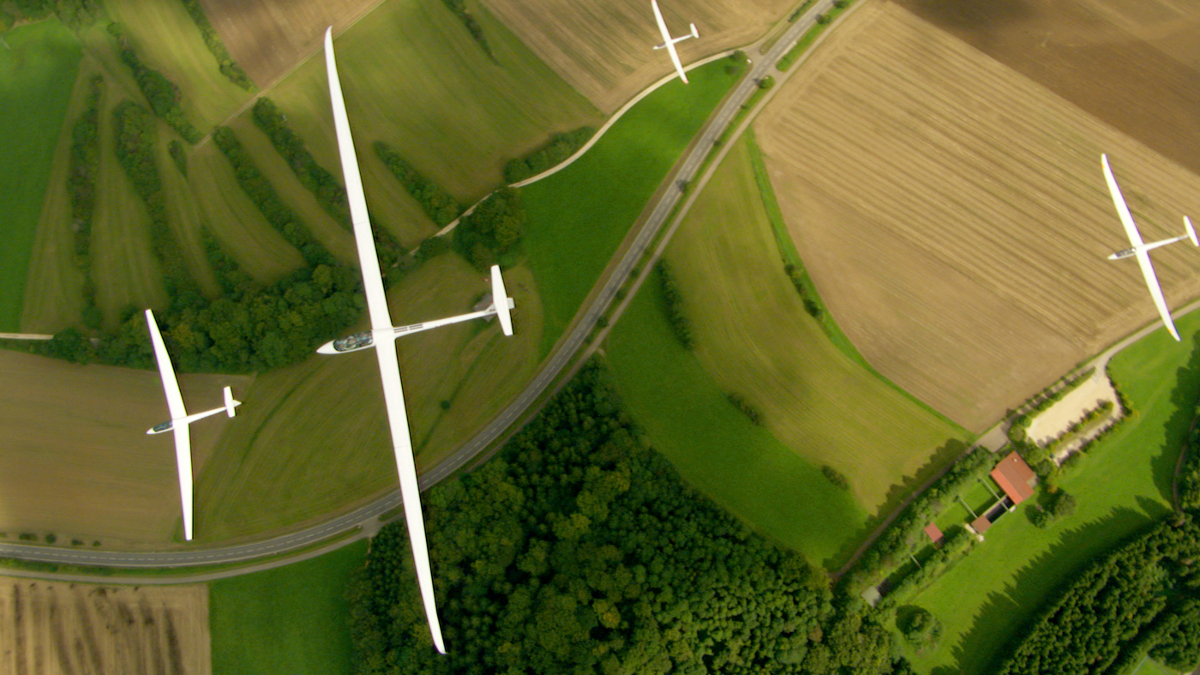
left=479, top=0, right=796, bottom=112
left=0, top=578, right=209, bottom=675
left=755, top=1, right=1200, bottom=430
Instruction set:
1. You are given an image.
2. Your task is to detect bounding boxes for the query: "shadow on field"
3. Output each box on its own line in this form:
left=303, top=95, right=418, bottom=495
left=900, top=0, right=1033, bottom=33
left=1156, top=330, right=1200, bottom=507
left=945, top=507, right=1155, bottom=675
left=826, top=437, right=969, bottom=571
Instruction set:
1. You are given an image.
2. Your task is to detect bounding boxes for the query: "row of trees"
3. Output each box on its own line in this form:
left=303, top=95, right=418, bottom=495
left=655, top=260, right=694, bottom=349
left=452, top=187, right=524, bottom=270
left=113, top=100, right=196, bottom=296
left=108, top=23, right=202, bottom=143
left=66, top=75, right=104, bottom=329
left=252, top=98, right=349, bottom=225
left=6, top=0, right=101, bottom=27
left=175, top=0, right=254, bottom=90
left=211, top=126, right=336, bottom=267
left=502, top=126, right=595, bottom=183
left=441, top=0, right=492, bottom=60
left=840, top=443, right=987, bottom=594
left=1177, top=409, right=1200, bottom=511
left=348, top=361, right=911, bottom=674
left=251, top=99, right=405, bottom=273
left=374, top=141, right=463, bottom=227
left=43, top=263, right=364, bottom=372
left=997, top=517, right=1200, bottom=674
left=782, top=263, right=821, bottom=319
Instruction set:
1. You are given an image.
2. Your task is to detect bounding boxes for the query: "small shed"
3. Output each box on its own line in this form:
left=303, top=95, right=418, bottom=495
left=970, top=513, right=993, bottom=534
left=923, top=522, right=943, bottom=544
left=991, top=451, right=1037, bottom=505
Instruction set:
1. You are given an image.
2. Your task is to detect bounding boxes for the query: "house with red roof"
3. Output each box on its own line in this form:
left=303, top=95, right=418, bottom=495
left=990, top=451, right=1037, bottom=505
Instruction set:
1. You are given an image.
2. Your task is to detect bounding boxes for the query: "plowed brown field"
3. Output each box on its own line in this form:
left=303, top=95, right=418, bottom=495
left=755, top=1, right=1200, bottom=431
left=196, top=0, right=382, bottom=86
left=0, top=578, right=209, bottom=675
left=898, top=0, right=1200, bottom=177
left=479, top=0, right=795, bottom=112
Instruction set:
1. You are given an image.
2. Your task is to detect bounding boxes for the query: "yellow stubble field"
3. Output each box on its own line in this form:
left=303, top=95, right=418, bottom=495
left=754, top=1, right=1200, bottom=431
left=0, top=350, right=249, bottom=545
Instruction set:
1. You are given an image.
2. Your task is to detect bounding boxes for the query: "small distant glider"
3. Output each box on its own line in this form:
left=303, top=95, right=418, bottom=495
left=321, top=27, right=515, bottom=655
left=651, top=0, right=699, bottom=84
left=145, top=309, right=240, bottom=541
left=1101, top=153, right=1197, bottom=341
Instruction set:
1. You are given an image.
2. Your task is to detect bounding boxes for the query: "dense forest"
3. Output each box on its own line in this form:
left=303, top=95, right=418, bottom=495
left=348, top=361, right=910, bottom=675
left=996, top=517, right=1200, bottom=675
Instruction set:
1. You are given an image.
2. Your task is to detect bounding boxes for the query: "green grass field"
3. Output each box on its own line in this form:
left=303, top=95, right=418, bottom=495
left=605, top=273, right=866, bottom=568
left=522, top=57, right=745, bottom=356
left=105, top=0, right=252, bottom=129
left=0, top=20, right=82, bottom=331
left=904, top=315, right=1200, bottom=674
left=209, top=540, right=366, bottom=675
left=194, top=256, right=543, bottom=540
left=662, top=135, right=968, bottom=514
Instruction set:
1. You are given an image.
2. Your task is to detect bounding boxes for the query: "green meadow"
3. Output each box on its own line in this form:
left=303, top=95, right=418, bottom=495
left=209, top=541, right=366, bottom=675
left=905, top=315, right=1200, bottom=674
left=605, top=271, right=866, bottom=567
left=663, top=135, right=967, bottom=514
left=0, top=20, right=81, bottom=331
left=604, top=134, right=970, bottom=568
left=522, top=56, right=745, bottom=356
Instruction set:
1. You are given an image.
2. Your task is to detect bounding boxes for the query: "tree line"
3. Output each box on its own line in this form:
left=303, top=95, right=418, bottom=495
left=347, top=360, right=912, bottom=674
left=655, top=260, right=694, bottom=349
left=503, top=126, right=595, bottom=183
left=840, top=444, right=989, bottom=595
left=175, top=0, right=254, bottom=90
left=40, top=263, right=365, bottom=373
left=4, top=0, right=101, bottom=28
left=441, top=0, right=493, bottom=60
left=996, top=517, right=1200, bottom=675
left=67, top=75, right=105, bottom=329
left=374, top=141, right=463, bottom=227
left=251, top=98, right=405, bottom=273
left=211, top=126, right=336, bottom=268
left=108, top=22, right=202, bottom=143
left=113, top=100, right=197, bottom=296
left=1178, top=406, right=1200, bottom=511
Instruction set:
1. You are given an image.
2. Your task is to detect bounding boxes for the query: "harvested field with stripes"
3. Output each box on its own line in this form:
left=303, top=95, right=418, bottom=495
left=480, top=0, right=795, bottom=112
left=0, top=350, right=249, bottom=544
left=755, top=1, right=1200, bottom=431
left=0, top=577, right=209, bottom=675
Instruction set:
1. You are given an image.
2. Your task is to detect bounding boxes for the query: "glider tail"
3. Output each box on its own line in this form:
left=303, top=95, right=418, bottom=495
left=223, top=386, right=241, bottom=418
left=1186, top=216, right=1198, bottom=247
left=490, top=265, right=514, bottom=337
left=690, top=23, right=699, bottom=39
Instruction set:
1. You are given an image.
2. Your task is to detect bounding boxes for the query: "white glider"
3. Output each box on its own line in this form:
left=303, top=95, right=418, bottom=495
left=651, top=0, right=699, bottom=84
left=145, top=309, right=240, bottom=541
left=1101, top=153, right=1198, bottom=341
left=321, top=27, right=515, bottom=654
